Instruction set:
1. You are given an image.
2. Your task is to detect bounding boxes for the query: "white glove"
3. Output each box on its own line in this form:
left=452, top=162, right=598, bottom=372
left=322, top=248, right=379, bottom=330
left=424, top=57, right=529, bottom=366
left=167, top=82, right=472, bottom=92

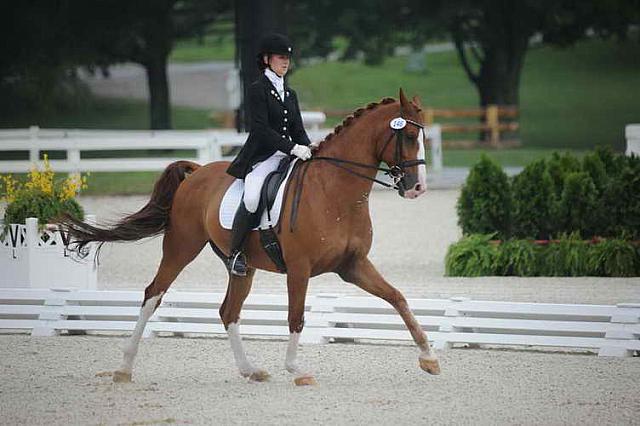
left=290, top=144, right=312, bottom=161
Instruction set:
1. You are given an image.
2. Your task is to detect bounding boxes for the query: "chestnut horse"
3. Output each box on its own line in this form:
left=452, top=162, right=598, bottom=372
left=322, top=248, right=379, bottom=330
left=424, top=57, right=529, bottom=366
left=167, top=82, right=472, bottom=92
left=62, top=89, right=440, bottom=385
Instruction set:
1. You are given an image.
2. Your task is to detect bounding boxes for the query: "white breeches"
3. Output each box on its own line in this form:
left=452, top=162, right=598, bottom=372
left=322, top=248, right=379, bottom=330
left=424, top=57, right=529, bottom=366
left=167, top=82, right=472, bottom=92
left=243, top=151, right=288, bottom=213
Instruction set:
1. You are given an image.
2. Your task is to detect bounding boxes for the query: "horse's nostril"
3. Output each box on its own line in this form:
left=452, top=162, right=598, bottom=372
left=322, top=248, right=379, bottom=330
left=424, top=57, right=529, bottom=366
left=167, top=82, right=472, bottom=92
left=414, top=184, right=422, bottom=191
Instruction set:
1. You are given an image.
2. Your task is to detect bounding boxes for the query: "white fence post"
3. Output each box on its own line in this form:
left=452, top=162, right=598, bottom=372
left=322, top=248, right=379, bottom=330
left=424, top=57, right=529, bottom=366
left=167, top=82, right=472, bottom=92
left=434, top=296, right=468, bottom=350
left=625, top=124, right=640, bottom=156
left=28, top=125, right=40, bottom=164
left=428, top=125, right=443, bottom=173
left=598, top=302, right=640, bottom=357
left=209, top=134, right=222, bottom=162
left=31, top=289, right=70, bottom=336
left=301, top=293, right=338, bottom=344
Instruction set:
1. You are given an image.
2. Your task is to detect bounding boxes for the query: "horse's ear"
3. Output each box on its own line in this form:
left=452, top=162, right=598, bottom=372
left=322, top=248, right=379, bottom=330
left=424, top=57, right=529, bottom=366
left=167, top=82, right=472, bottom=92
left=412, top=95, right=423, bottom=110
left=399, top=88, right=410, bottom=111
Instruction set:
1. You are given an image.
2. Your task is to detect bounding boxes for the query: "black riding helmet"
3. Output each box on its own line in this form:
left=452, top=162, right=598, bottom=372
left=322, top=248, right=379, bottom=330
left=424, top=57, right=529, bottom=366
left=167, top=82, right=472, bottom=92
left=256, top=33, right=293, bottom=70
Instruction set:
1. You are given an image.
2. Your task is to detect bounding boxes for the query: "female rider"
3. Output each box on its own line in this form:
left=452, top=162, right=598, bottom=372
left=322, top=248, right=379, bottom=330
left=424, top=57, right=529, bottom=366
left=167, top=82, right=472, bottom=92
left=226, top=33, right=312, bottom=276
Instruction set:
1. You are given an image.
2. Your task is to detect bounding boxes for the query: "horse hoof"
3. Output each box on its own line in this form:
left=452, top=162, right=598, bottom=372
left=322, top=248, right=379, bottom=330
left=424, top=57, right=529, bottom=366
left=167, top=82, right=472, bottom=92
left=294, top=375, right=317, bottom=386
left=419, top=356, right=441, bottom=375
left=248, top=370, right=270, bottom=382
left=113, top=370, right=132, bottom=383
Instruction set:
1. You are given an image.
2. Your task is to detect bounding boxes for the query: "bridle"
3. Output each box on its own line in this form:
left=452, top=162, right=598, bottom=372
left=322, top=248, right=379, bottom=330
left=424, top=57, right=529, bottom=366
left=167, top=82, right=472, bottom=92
left=286, top=109, right=426, bottom=232
left=310, top=113, right=426, bottom=190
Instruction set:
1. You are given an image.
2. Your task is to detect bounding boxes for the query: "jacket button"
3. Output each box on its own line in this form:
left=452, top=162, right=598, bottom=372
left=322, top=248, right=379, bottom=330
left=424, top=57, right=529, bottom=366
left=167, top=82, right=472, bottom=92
left=283, top=126, right=287, bottom=131
left=284, top=118, right=288, bottom=122
left=284, top=110, right=288, bottom=114
left=281, top=135, right=286, bottom=138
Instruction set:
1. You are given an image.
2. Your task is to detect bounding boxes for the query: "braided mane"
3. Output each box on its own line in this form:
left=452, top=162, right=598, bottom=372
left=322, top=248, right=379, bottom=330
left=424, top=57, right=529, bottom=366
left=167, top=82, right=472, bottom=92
left=321, top=97, right=396, bottom=144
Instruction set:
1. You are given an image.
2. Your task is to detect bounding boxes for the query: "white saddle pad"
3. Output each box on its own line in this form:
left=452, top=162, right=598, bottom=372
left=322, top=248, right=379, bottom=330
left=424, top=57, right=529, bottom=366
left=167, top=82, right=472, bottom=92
left=219, top=159, right=299, bottom=230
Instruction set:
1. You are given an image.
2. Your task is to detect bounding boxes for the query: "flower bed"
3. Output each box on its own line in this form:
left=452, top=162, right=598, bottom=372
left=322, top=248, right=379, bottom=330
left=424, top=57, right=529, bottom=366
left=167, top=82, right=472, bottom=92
left=1, top=156, right=95, bottom=288
left=445, top=234, right=640, bottom=277
left=447, top=149, right=640, bottom=277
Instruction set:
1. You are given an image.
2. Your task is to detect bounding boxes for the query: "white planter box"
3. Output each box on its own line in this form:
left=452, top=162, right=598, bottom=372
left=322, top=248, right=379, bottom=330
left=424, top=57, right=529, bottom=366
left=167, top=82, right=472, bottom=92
left=0, top=216, right=97, bottom=289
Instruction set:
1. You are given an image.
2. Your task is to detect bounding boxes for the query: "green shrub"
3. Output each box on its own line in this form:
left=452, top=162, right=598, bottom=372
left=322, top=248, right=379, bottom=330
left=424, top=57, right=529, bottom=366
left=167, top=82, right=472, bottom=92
left=445, top=234, right=498, bottom=276
left=494, top=239, right=540, bottom=276
left=599, top=155, right=640, bottom=239
left=589, top=239, right=639, bottom=277
left=556, top=172, right=598, bottom=238
left=1, top=157, right=86, bottom=232
left=445, top=234, right=639, bottom=277
left=511, top=159, right=555, bottom=239
left=540, top=234, right=592, bottom=276
left=547, top=152, right=581, bottom=198
left=457, top=155, right=511, bottom=238
left=3, top=191, right=83, bottom=226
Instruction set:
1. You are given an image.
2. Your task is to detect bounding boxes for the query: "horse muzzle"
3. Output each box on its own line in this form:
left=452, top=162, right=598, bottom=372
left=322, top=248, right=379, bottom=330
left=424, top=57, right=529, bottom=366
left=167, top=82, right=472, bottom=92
left=397, top=173, right=426, bottom=199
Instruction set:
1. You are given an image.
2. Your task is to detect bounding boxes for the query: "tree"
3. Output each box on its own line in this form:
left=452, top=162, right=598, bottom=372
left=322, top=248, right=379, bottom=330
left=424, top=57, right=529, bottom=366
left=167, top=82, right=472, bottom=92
left=0, top=1, right=232, bottom=130
left=235, top=0, right=285, bottom=131
left=423, top=0, right=640, bottom=114
left=81, top=0, right=231, bottom=129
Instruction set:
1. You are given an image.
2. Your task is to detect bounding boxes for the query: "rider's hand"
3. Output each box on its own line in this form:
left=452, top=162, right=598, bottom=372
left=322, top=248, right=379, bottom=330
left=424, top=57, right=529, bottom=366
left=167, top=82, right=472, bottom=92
left=310, top=139, right=322, bottom=151
left=290, top=144, right=312, bottom=161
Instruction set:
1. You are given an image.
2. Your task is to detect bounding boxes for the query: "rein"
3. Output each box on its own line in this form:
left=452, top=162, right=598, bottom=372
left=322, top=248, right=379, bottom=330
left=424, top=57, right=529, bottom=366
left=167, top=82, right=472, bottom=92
left=287, top=116, right=426, bottom=232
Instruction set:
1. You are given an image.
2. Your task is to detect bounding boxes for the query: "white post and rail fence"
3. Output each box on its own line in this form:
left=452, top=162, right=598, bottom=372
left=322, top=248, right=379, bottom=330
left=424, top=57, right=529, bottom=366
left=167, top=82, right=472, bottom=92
left=0, top=288, right=637, bottom=357
left=0, top=124, right=444, bottom=174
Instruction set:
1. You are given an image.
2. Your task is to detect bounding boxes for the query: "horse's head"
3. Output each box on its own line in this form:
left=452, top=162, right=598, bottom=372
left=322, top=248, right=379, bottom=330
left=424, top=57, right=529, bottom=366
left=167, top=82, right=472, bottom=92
left=378, top=89, right=427, bottom=199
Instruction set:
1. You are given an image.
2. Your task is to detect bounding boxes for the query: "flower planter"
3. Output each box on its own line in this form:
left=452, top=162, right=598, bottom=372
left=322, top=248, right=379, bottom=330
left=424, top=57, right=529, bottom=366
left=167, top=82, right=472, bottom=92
left=0, top=216, right=97, bottom=289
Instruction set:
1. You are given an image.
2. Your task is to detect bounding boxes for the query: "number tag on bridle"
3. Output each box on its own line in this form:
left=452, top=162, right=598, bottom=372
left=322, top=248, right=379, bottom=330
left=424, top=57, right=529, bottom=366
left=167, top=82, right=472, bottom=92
left=389, top=117, right=406, bottom=130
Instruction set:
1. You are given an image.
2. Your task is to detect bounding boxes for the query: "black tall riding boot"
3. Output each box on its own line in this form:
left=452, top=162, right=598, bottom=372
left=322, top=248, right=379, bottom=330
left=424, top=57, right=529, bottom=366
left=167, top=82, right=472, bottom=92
left=228, top=201, right=259, bottom=276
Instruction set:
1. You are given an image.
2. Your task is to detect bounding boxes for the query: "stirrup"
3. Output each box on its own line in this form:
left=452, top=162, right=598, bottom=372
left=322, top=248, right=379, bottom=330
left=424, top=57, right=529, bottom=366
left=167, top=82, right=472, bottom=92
left=229, top=251, right=247, bottom=277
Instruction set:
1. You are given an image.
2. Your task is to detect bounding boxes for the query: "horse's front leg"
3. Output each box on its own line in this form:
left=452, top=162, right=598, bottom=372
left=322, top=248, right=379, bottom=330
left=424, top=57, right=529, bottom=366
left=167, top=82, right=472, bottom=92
left=220, top=268, right=270, bottom=382
left=285, top=269, right=316, bottom=385
left=338, top=256, right=440, bottom=375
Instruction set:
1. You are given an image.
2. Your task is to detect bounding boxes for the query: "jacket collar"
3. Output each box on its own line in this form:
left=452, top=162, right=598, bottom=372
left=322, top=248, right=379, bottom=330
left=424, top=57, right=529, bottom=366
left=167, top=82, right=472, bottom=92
left=261, top=74, right=290, bottom=105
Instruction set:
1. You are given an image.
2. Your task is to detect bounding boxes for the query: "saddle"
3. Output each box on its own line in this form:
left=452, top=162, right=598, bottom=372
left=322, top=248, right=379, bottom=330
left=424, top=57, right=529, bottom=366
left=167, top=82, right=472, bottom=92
left=219, top=156, right=298, bottom=273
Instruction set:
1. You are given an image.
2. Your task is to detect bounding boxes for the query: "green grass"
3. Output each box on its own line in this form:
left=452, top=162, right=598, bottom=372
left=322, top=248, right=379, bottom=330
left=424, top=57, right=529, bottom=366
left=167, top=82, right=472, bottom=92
left=291, top=39, right=640, bottom=151
left=0, top=98, right=216, bottom=130
left=170, top=33, right=235, bottom=62
left=81, top=172, right=161, bottom=195
left=442, top=148, right=584, bottom=168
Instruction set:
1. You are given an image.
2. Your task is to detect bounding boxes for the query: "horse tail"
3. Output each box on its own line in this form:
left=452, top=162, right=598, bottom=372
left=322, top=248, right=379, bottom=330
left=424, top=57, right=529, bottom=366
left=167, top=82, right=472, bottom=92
left=60, top=160, right=201, bottom=255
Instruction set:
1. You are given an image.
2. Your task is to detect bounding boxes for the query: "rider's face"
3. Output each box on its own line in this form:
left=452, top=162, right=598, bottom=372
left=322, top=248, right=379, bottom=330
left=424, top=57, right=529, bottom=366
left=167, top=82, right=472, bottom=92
left=265, top=54, right=290, bottom=77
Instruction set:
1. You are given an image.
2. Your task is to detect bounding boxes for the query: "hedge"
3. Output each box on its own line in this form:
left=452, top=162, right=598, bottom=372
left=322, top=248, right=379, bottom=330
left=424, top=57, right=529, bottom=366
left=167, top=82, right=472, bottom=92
left=457, top=149, right=640, bottom=240
left=445, top=234, right=640, bottom=277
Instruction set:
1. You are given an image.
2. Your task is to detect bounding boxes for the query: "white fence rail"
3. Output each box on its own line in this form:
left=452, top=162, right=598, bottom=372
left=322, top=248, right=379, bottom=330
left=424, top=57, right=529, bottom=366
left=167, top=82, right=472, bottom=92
left=0, top=125, right=443, bottom=173
left=0, top=289, right=638, bottom=357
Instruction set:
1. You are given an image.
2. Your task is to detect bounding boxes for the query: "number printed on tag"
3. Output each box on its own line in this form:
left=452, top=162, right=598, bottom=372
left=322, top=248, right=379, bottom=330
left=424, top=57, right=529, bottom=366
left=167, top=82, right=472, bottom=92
left=390, top=117, right=406, bottom=130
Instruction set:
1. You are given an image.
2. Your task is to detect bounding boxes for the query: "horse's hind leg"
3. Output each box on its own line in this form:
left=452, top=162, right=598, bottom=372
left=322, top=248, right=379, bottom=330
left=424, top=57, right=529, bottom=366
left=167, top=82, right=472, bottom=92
left=112, top=231, right=206, bottom=383
left=337, top=256, right=441, bottom=375
left=219, top=268, right=269, bottom=382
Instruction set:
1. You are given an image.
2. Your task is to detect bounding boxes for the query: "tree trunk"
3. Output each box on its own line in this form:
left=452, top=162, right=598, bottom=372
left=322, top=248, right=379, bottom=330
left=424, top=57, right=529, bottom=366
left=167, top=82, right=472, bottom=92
left=145, top=55, right=171, bottom=130
left=476, top=47, right=525, bottom=107
left=235, top=0, right=285, bottom=131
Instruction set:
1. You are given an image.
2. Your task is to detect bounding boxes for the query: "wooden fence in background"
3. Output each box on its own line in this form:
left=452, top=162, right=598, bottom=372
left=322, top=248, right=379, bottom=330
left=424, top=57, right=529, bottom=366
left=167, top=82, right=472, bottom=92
left=325, top=105, right=519, bottom=148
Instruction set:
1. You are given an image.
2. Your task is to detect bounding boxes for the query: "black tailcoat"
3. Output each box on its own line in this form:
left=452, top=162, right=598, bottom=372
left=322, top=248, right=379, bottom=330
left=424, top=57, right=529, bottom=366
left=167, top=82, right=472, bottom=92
left=227, top=74, right=311, bottom=179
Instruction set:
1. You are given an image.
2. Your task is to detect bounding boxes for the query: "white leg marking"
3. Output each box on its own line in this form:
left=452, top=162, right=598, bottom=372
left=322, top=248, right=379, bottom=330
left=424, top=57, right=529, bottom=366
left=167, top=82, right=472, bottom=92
left=119, top=292, right=163, bottom=374
left=227, top=322, right=256, bottom=377
left=285, top=332, right=302, bottom=374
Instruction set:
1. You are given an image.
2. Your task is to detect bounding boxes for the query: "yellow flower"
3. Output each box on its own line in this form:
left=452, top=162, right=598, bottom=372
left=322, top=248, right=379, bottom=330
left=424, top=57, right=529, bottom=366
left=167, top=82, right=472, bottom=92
left=1, top=174, right=20, bottom=204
